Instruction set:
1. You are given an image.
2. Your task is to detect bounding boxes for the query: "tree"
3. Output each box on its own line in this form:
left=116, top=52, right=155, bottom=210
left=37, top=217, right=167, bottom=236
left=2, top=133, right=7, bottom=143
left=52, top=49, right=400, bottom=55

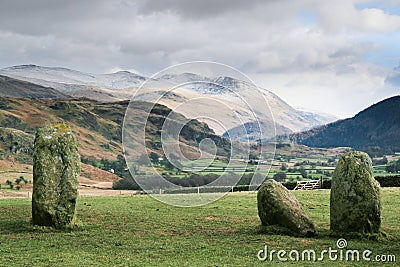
left=280, top=163, right=287, bottom=171
left=373, top=156, right=388, bottom=166
left=249, top=153, right=258, bottom=160
left=386, top=159, right=400, bottom=173
left=15, top=176, right=25, bottom=185
left=137, top=153, right=150, bottom=166
left=299, top=167, right=307, bottom=178
left=149, top=152, right=159, bottom=163
left=273, top=172, right=287, bottom=182
left=162, top=155, right=174, bottom=170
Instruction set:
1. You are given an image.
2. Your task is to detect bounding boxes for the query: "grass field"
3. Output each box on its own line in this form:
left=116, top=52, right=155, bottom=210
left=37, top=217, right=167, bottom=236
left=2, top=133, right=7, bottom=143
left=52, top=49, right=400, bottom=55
left=0, top=189, right=399, bottom=266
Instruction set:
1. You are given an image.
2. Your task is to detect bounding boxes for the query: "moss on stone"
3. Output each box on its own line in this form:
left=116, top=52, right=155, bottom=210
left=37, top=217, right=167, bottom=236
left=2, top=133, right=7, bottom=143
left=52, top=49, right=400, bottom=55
left=32, top=122, right=80, bottom=229
left=257, top=179, right=315, bottom=237
left=330, top=151, right=381, bottom=235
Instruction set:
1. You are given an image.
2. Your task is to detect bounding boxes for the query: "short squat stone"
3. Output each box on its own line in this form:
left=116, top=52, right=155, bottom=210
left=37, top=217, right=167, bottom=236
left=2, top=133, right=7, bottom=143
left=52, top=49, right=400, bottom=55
left=257, top=179, right=315, bottom=237
left=330, top=151, right=381, bottom=234
left=32, top=122, right=80, bottom=228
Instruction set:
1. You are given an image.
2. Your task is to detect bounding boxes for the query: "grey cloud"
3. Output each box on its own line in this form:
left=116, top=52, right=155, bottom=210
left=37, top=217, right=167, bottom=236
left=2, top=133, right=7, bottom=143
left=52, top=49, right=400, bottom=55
left=136, top=0, right=267, bottom=19
left=0, top=0, right=105, bottom=36
left=0, top=0, right=398, bottom=118
left=385, top=64, right=400, bottom=86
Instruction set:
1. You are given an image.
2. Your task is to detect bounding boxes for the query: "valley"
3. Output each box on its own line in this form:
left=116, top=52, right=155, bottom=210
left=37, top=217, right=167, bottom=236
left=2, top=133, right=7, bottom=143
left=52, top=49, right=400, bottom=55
left=0, top=64, right=399, bottom=195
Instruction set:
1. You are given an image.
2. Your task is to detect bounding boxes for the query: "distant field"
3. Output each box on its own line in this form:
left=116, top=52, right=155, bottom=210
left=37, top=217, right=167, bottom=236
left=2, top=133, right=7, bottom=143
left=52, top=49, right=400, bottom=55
left=0, top=188, right=398, bottom=266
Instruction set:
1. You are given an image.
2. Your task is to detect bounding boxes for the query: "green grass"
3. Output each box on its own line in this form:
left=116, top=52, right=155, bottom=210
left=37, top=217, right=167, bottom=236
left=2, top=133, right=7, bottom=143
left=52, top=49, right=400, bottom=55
left=0, top=189, right=399, bottom=266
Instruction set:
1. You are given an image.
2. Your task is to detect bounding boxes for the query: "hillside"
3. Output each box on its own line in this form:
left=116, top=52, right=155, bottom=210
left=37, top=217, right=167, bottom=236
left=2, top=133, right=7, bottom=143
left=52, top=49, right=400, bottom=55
left=0, top=64, right=146, bottom=90
left=290, top=95, right=400, bottom=154
left=0, top=75, right=69, bottom=98
left=0, top=97, right=232, bottom=180
left=222, top=119, right=292, bottom=141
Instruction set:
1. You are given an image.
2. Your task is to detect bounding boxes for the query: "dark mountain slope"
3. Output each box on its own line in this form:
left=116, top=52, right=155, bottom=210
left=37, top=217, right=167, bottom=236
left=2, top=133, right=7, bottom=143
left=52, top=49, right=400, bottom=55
left=290, top=95, right=400, bottom=153
left=0, top=75, right=69, bottom=98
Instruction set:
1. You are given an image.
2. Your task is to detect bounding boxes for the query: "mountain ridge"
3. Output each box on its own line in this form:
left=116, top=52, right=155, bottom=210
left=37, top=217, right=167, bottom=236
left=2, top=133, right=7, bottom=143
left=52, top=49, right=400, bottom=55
left=0, top=75, right=70, bottom=99
left=0, top=64, right=336, bottom=136
left=288, top=95, right=400, bottom=154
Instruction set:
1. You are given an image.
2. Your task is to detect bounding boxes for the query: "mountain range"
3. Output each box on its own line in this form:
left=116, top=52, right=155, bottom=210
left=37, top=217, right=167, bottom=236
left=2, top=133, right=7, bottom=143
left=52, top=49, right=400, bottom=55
left=1, top=64, right=399, bottom=185
left=288, top=95, right=400, bottom=154
left=1, top=64, right=398, bottom=156
left=0, top=64, right=336, bottom=138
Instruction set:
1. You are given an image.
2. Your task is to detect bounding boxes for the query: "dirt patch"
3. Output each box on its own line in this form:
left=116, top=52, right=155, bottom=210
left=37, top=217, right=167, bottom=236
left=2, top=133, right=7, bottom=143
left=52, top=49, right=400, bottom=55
left=0, top=188, right=137, bottom=199
left=78, top=189, right=137, bottom=197
left=0, top=190, right=31, bottom=198
left=81, top=163, right=120, bottom=182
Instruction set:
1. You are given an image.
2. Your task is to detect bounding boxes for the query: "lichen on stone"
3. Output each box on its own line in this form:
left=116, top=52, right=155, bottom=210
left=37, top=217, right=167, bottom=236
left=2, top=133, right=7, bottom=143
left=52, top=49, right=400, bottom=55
left=32, top=122, right=80, bottom=228
left=330, top=151, right=381, bottom=235
left=257, top=179, right=315, bottom=237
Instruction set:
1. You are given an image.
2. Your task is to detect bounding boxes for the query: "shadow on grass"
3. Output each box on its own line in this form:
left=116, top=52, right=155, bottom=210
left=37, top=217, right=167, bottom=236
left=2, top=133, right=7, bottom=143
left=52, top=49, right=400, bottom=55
left=0, top=219, right=32, bottom=234
left=242, top=224, right=394, bottom=243
left=0, top=219, right=87, bottom=235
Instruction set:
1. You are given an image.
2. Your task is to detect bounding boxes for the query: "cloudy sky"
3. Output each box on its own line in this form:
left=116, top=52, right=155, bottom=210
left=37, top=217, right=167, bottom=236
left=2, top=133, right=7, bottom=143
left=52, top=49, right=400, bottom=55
left=0, top=0, right=399, bottom=118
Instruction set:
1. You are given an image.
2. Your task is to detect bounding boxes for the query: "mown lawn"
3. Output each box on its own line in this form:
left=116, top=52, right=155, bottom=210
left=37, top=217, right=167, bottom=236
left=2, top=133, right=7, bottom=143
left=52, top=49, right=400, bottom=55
left=0, top=188, right=399, bottom=266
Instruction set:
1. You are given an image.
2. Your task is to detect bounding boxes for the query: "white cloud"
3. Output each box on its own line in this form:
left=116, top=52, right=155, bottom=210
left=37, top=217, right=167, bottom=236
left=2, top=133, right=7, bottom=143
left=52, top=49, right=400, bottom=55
left=360, top=8, right=400, bottom=32
left=315, top=1, right=400, bottom=33
left=251, top=61, right=397, bottom=118
left=0, top=0, right=399, bottom=117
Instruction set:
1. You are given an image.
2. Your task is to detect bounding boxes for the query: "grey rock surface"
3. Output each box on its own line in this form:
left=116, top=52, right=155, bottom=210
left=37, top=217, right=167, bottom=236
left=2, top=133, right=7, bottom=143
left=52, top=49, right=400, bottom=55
left=32, top=122, right=80, bottom=228
left=257, top=179, right=315, bottom=236
left=330, top=151, right=381, bottom=234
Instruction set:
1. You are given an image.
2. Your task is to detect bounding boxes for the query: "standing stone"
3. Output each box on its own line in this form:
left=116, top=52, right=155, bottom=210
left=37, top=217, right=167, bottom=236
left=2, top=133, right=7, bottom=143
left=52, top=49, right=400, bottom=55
left=32, top=122, right=80, bottom=228
left=257, top=179, right=315, bottom=237
left=330, top=151, right=381, bottom=234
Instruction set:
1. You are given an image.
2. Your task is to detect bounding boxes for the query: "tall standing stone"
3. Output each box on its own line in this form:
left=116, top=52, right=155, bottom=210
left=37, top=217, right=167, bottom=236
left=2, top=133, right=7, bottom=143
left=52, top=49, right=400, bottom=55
left=32, top=122, right=80, bottom=228
left=330, top=151, right=381, bottom=234
left=257, top=179, right=315, bottom=237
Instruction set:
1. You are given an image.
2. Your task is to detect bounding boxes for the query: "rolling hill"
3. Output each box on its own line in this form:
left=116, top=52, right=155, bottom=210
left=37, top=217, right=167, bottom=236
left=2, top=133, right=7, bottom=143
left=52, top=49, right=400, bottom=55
left=0, top=64, right=336, bottom=137
left=289, top=95, right=400, bottom=154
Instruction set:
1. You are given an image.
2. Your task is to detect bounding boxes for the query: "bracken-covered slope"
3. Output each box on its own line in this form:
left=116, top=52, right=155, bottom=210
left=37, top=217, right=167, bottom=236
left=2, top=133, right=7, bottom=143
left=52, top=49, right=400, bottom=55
left=290, top=95, right=400, bottom=153
left=0, top=97, right=232, bottom=164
